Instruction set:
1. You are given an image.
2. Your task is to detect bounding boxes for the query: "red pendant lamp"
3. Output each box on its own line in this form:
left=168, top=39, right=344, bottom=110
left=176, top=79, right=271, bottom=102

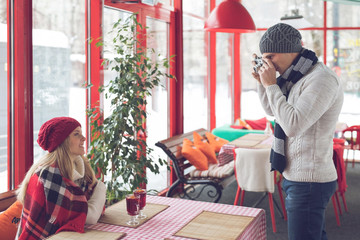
left=204, top=0, right=256, bottom=33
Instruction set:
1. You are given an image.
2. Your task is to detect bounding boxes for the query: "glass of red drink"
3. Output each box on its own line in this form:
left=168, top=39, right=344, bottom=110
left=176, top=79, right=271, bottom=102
left=126, top=194, right=140, bottom=226
left=133, top=188, right=147, bottom=219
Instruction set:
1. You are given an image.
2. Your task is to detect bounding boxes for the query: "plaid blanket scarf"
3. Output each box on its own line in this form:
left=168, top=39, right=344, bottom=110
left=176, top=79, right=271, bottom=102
left=17, top=164, right=88, bottom=240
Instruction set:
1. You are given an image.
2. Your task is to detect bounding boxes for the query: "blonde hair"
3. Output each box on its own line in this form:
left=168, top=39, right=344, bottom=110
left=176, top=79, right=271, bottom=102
left=17, top=137, right=96, bottom=203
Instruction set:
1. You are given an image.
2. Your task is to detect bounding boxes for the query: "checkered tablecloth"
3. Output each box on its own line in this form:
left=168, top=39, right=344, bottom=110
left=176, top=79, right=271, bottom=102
left=87, top=195, right=266, bottom=240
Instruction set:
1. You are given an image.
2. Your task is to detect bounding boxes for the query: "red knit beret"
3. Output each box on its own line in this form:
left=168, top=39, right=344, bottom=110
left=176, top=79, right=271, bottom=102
left=37, top=117, right=81, bottom=152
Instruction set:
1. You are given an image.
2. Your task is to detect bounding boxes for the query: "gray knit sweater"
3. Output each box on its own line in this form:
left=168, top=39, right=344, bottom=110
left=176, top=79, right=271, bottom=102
left=257, top=62, right=344, bottom=183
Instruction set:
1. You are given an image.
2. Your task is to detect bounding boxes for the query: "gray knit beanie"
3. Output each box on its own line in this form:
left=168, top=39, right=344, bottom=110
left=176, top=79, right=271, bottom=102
left=259, top=23, right=302, bottom=54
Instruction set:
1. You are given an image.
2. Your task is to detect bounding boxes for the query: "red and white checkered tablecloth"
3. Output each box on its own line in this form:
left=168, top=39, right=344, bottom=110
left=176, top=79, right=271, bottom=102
left=87, top=195, right=266, bottom=240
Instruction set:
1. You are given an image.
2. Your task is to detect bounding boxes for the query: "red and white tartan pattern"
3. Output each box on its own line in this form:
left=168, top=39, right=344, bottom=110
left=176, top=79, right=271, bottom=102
left=88, top=195, right=266, bottom=240
left=18, top=164, right=88, bottom=240
left=189, top=161, right=234, bottom=178
left=217, top=144, right=236, bottom=166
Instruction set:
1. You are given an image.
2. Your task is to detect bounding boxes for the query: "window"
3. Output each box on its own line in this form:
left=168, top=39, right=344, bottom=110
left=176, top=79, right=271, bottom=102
left=103, top=7, right=172, bottom=192
left=158, top=0, right=173, bottom=6
left=240, top=30, right=267, bottom=120
left=327, top=1, right=360, bottom=28
left=102, top=8, right=130, bottom=189
left=215, top=33, right=231, bottom=127
left=146, top=17, right=170, bottom=192
left=243, top=0, right=323, bottom=29
left=183, top=0, right=209, bottom=131
left=239, top=0, right=360, bottom=126
left=327, top=30, right=360, bottom=126
left=103, top=8, right=129, bottom=120
left=0, top=2, right=7, bottom=193
left=32, top=0, right=86, bottom=162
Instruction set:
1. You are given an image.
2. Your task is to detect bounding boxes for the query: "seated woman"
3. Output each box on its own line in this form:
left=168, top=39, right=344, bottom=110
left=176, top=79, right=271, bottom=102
left=16, top=117, right=106, bottom=240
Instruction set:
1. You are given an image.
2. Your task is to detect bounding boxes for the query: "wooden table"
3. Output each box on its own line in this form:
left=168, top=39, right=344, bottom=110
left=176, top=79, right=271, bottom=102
left=87, top=195, right=266, bottom=240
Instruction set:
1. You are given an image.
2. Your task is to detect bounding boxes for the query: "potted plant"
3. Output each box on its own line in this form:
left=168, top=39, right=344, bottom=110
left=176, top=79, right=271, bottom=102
left=87, top=13, right=174, bottom=203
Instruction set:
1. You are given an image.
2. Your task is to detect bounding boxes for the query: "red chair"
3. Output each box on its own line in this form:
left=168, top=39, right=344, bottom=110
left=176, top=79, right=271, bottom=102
left=342, top=125, right=360, bottom=169
left=331, top=139, right=348, bottom=226
left=233, top=148, right=287, bottom=233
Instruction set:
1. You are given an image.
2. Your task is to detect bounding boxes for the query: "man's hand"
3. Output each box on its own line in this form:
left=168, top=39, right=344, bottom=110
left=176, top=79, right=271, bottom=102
left=258, top=58, right=277, bottom=87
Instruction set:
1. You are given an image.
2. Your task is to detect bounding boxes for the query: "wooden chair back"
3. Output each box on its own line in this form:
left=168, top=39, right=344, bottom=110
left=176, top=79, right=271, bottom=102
left=155, top=128, right=207, bottom=181
left=0, top=189, right=17, bottom=212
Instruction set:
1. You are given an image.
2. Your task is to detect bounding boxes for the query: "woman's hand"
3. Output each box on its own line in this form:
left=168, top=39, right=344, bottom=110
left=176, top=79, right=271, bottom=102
left=90, top=178, right=98, bottom=188
left=85, top=179, right=98, bottom=200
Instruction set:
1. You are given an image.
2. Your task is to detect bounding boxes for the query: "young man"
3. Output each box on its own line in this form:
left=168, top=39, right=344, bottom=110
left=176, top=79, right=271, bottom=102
left=252, top=23, right=343, bottom=240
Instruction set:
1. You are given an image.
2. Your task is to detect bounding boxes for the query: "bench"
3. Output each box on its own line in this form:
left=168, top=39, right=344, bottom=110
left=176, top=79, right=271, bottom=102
left=155, top=128, right=235, bottom=203
left=0, top=189, right=17, bottom=212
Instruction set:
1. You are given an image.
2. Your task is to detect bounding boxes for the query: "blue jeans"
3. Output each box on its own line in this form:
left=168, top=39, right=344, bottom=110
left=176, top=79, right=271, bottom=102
left=282, top=178, right=336, bottom=240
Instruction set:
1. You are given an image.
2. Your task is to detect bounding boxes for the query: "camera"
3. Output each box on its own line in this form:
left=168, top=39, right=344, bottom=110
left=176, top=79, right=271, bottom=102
left=253, top=56, right=263, bottom=73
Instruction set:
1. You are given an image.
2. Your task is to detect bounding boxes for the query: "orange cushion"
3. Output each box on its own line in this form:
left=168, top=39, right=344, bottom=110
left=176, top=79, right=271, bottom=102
left=0, top=200, right=23, bottom=240
left=181, top=138, right=208, bottom=170
left=234, top=118, right=253, bottom=130
left=205, top=132, right=229, bottom=153
left=193, top=132, right=217, bottom=164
